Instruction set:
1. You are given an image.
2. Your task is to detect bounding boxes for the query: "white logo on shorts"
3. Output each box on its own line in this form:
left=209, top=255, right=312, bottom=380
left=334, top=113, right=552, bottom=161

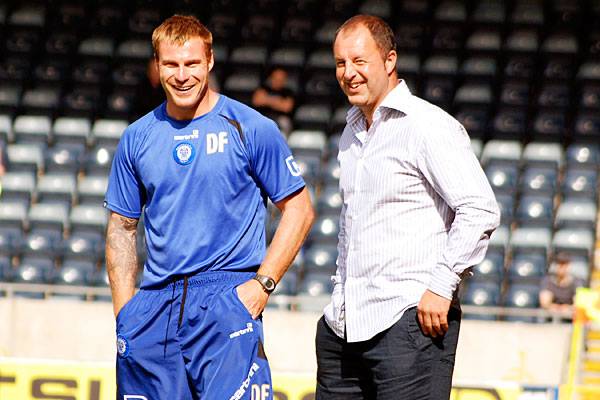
left=229, top=323, right=254, bottom=339
left=229, top=363, right=260, bottom=400
left=124, top=396, right=148, bottom=400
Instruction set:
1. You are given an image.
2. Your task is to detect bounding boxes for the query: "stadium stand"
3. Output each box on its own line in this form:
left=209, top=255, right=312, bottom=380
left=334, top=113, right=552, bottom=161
left=0, top=0, right=597, bottom=326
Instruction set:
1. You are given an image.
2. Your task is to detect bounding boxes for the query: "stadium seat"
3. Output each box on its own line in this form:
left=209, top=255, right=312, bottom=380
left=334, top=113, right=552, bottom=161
left=574, top=112, right=600, bottom=141
left=317, top=184, right=342, bottom=215
left=519, top=166, right=558, bottom=195
left=461, top=281, right=501, bottom=320
left=561, top=167, right=598, bottom=199
left=229, top=45, right=268, bottom=71
left=7, top=143, right=45, bottom=173
left=516, top=195, right=554, bottom=227
left=494, top=194, right=514, bottom=227
left=0, top=202, right=27, bottom=256
left=504, top=56, right=535, bottom=79
left=128, top=8, right=160, bottom=35
left=503, top=283, right=540, bottom=322
left=480, top=140, right=522, bottom=165
left=296, top=271, right=333, bottom=312
left=72, top=60, right=109, bottom=85
left=509, top=227, right=552, bottom=254
left=62, top=230, right=104, bottom=262
left=288, top=130, right=327, bottom=159
left=36, top=172, right=76, bottom=204
left=0, top=84, right=21, bottom=114
left=499, top=81, right=529, bottom=107
left=85, top=144, right=116, bottom=175
left=13, top=115, right=52, bottom=144
left=308, top=215, right=339, bottom=245
left=484, top=163, right=519, bottom=194
left=91, top=119, right=128, bottom=146
left=45, top=144, right=84, bottom=174
left=78, top=37, right=114, bottom=59
left=77, top=175, right=108, bottom=205
left=303, top=243, right=338, bottom=273
left=55, top=258, right=95, bottom=286
left=531, top=110, right=566, bottom=142
left=269, top=47, right=305, bottom=70
left=293, top=104, right=332, bottom=131
left=14, top=255, right=53, bottom=284
left=434, top=1, right=467, bottom=23
left=359, top=0, right=391, bottom=19
left=492, top=108, right=527, bottom=140
left=52, top=117, right=91, bottom=147
left=28, top=202, right=69, bottom=232
left=552, top=229, right=595, bottom=257
left=116, top=39, right=153, bottom=61
left=555, top=200, right=597, bottom=231
left=522, top=142, right=563, bottom=169
left=488, top=225, right=510, bottom=253
left=0, top=171, right=35, bottom=203
left=69, top=205, right=109, bottom=234
left=566, top=143, right=600, bottom=167
left=504, top=29, right=539, bottom=54
left=507, top=251, right=546, bottom=283
left=0, top=255, right=13, bottom=283
left=223, top=72, right=260, bottom=105
left=472, top=248, right=504, bottom=282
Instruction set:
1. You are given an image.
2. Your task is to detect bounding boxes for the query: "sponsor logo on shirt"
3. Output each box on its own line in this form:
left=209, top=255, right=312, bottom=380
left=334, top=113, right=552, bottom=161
left=123, top=396, right=148, bottom=400
left=285, top=156, right=301, bottom=176
left=173, top=129, right=199, bottom=141
left=229, top=322, right=254, bottom=339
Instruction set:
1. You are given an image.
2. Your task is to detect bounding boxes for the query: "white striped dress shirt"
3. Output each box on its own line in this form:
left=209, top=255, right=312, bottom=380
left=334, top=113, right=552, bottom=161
left=323, top=81, right=501, bottom=342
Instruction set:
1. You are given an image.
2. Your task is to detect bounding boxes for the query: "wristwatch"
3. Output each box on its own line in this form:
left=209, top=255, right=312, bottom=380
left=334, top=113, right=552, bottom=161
left=253, top=273, right=276, bottom=294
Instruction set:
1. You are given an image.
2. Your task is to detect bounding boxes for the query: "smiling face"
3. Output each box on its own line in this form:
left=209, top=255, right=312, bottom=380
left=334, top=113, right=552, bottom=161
left=333, top=25, right=397, bottom=123
left=157, top=37, right=214, bottom=120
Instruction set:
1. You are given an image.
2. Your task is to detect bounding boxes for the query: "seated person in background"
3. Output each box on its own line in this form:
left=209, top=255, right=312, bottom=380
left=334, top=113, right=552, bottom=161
left=252, top=67, right=295, bottom=135
left=540, top=252, right=584, bottom=314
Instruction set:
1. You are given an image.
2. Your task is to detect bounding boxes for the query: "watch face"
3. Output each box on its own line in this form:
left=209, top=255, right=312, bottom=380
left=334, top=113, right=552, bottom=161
left=264, top=278, right=275, bottom=291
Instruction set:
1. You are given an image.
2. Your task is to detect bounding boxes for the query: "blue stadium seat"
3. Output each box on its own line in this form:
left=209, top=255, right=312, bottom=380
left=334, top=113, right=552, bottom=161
left=519, top=166, right=558, bottom=195
left=462, top=281, right=501, bottom=321
left=503, top=283, right=540, bottom=322
left=13, top=115, right=52, bottom=144
left=555, top=200, right=597, bottom=231
left=317, top=184, right=342, bottom=216
left=507, top=251, right=546, bottom=283
left=566, top=143, right=600, bottom=167
left=472, top=248, right=504, bottom=282
left=515, top=195, right=554, bottom=227
left=484, top=163, right=519, bottom=194
left=303, top=243, right=338, bottom=274
left=308, top=215, right=339, bottom=245
left=561, top=167, right=598, bottom=199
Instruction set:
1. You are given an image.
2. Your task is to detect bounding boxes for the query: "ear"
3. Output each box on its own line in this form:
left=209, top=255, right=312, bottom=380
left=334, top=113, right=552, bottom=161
left=384, top=50, right=397, bottom=75
left=208, top=51, right=215, bottom=72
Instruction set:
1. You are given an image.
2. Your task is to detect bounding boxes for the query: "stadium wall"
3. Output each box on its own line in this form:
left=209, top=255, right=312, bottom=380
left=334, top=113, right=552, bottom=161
left=0, top=298, right=571, bottom=388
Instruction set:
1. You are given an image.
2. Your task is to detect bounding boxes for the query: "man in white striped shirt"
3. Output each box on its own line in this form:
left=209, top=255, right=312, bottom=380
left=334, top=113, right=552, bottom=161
left=315, top=15, right=501, bottom=400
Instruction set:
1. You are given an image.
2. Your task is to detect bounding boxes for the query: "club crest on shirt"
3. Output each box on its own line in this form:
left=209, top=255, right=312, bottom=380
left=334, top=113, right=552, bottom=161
left=173, top=142, right=196, bottom=165
left=116, top=334, right=130, bottom=358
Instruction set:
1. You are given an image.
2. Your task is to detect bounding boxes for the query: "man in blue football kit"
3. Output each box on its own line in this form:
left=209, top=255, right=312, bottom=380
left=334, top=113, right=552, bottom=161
left=104, top=15, right=315, bottom=400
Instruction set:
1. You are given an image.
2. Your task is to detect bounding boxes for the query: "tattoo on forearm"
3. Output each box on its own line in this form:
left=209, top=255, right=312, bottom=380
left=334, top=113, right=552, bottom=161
left=106, top=213, right=139, bottom=291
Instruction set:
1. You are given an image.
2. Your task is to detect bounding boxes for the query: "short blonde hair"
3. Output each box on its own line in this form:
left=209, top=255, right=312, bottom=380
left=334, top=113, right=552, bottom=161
left=152, top=15, right=213, bottom=59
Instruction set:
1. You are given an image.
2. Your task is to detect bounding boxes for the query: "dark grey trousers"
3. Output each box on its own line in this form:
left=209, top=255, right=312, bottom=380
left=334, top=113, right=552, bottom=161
left=315, top=306, right=461, bottom=400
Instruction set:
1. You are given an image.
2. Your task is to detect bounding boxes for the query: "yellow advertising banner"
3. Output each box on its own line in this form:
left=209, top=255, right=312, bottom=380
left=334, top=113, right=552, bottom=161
left=0, top=358, right=556, bottom=400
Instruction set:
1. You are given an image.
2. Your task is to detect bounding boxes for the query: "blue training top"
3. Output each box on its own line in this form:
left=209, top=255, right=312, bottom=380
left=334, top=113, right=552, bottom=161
left=104, top=95, right=305, bottom=288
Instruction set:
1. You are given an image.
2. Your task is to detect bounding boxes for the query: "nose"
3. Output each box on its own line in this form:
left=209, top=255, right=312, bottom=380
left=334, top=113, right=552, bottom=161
left=175, top=66, right=189, bottom=82
left=342, top=61, right=356, bottom=81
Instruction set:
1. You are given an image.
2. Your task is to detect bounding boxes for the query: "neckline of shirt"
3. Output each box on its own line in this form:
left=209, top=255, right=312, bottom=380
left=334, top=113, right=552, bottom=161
left=161, top=94, right=226, bottom=126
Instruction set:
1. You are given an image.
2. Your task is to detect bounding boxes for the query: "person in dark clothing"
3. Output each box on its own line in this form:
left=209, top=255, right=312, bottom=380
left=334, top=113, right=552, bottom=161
left=252, top=67, right=295, bottom=136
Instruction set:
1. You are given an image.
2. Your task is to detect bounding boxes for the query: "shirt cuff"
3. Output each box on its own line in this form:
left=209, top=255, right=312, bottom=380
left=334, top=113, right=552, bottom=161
left=428, top=264, right=461, bottom=300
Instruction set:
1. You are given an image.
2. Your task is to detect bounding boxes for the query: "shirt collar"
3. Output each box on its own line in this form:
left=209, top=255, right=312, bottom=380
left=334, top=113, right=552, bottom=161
left=345, top=80, right=412, bottom=126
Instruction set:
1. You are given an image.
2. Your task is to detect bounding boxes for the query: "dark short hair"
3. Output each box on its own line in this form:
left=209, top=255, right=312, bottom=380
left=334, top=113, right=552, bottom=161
left=555, top=252, right=571, bottom=264
left=334, top=14, right=397, bottom=58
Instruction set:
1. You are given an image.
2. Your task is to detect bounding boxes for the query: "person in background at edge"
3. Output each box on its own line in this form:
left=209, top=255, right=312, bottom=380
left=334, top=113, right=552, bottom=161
left=252, top=67, right=295, bottom=136
left=315, top=15, right=501, bottom=400
left=105, top=14, right=314, bottom=400
left=540, top=252, right=584, bottom=317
